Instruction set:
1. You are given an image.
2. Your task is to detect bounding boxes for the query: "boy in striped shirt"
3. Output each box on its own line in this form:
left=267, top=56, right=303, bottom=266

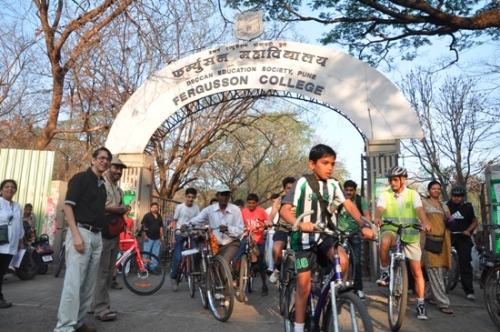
left=280, top=144, right=373, bottom=332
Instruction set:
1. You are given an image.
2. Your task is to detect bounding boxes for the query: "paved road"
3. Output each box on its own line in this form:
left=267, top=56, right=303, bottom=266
left=0, top=266, right=497, bottom=332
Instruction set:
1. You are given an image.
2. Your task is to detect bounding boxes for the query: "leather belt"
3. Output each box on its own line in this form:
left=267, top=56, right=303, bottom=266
left=77, top=223, right=101, bottom=233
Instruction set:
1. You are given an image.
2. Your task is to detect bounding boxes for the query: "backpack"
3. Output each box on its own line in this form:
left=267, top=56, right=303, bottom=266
left=303, top=174, right=336, bottom=230
left=337, top=194, right=363, bottom=215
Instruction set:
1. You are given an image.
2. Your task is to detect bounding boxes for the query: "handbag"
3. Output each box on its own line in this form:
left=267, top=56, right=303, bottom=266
left=101, top=214, right=126, bottom=239
left=424, top=235, right=444, bottom=254
left=0, top=224, right=9, bottom=244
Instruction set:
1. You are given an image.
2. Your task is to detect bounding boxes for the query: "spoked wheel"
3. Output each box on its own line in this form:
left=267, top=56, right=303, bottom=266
left=238, top=254, right=249, bottom=302
left=207, top=255, right=234, bottom=322
left=122, top=251, right=165, bottom=295
left=324, top=292, right=374, bottom=332
left=283, top=279, right=296, bottom=332
left=445, top=251, right=459, bottom=293
left=484, top=266, right=500, bottom=329
left=16, top=248, right=40, bottom=280
left=187, top=255, right=195, bottom=298
left=197, top=257, right=209, bottom=308
left=54, top=245, right=65, bottom=278
left=388, top=260, right=408, bottom=331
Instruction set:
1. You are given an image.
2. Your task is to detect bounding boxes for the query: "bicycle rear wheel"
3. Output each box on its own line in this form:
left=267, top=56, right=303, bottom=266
left=238, top=254, right=249, bottom=302
left=54, top=245, right=65, bottom=278
left=484, top=266, right=500, bottom=329
left=207, top=255, right=234, bottom=322
left=324, top=291, right=374, bottom=332
left=446, top=250, right=459, bottom=293
left=388, top=259, right=408, bottom=331
left=122, top=251, right=165, bottom=295
left=280, top=253, right=295, bottom=316
left=188, top=255, right=195, bottom=298
left=283, top=279, right=296, bottom=332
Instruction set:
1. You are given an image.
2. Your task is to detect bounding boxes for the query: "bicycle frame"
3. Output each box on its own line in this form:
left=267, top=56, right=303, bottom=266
left=116, top=236, right=146, bottom=271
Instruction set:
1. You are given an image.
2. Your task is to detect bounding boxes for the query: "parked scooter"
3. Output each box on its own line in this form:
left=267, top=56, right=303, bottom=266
left=15, top=227, right=53, bottom=280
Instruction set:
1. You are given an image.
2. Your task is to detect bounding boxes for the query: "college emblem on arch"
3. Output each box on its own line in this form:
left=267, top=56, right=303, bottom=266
left=234, top=10, right=264, bottom=41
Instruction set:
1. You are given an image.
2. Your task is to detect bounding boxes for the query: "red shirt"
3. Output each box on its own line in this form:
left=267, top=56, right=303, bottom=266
left=119, top=217, right=135, bottom=251
left=241, top=207, right=268, bottom=244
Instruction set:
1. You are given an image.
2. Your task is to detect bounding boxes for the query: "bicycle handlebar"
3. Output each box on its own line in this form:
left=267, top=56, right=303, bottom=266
left=382, top=219, right=422, bottom=231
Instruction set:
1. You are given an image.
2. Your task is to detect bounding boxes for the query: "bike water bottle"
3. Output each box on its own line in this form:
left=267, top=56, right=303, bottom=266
left=334, top=254, right=342, bottom=282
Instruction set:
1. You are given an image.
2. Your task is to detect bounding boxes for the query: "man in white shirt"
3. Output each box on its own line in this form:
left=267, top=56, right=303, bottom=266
left=188, top=184, right=244, bottom=265
left=169, top=188, right=200, bottom=291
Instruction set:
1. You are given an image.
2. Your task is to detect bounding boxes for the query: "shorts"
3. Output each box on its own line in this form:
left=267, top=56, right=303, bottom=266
left=381, top=230, right=422, bottom=261
left=295, top=236, right=334, bottom=274
left=273, top=229, right=288, bottom=243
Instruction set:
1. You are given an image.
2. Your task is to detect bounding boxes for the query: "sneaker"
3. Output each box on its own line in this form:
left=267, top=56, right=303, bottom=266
left=0, top=298, right=12, bottom=309
left=111, top=280, right=122, bottom=290
left=269, top=270, right=279, bottom=284
left=416, top=303, right=428, bottom=320
left=171, top=278, right=178, bottom=292
left=261, top=285, right=268, bottom=296
left=376, top=272, right=390, bottom=286
left=354, top=290, right=366, bottom=301
left=467, top=294, right=476, bottom=301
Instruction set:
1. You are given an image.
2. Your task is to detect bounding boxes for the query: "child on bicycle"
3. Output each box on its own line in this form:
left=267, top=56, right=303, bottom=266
left=280, top=144, right=373, bottom=332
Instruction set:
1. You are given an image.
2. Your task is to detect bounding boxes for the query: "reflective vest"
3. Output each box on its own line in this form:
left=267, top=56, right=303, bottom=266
left=381, top=189, right=420, bottom=243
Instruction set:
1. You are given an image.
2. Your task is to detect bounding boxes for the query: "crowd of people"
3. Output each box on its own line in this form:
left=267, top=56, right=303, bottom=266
left=0, top=143, right=481, bottom=332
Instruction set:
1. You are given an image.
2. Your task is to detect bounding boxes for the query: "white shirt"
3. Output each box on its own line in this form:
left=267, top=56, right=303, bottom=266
left=173, top=203, right=200, bottom=233
left=189, top=203, right=244, bottom=245
left=0, top=197, right=24, bottom=255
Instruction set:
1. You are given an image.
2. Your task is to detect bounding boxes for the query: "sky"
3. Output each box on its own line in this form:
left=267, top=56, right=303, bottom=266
left=291, top=19, right=498, bottom=186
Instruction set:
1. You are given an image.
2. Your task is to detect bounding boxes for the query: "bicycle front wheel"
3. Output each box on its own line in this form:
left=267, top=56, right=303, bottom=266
left=207, top=255, right=234, bottom=322
left=484, top=266, right=500, bottom=329
left=324, top=291, right=374, bottom=332
left=388, top=259, right=408, bottom=331
left=283, top=278, right=296, bottom=332
left=188, top=255, right=195, bottom=298
left=238, top=254, right=249, bottom=302
left=122, top=251, right=165, bottom=295
left=54, top=245, right=65, bottom=278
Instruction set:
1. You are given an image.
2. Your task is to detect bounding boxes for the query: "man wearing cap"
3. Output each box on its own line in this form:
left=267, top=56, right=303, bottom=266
left=91, top=157, right=128, bottom=322
left=188, top=184, right=244, bottom=264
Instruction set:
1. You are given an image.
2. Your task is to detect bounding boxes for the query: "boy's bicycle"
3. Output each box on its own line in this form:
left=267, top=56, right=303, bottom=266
left=188, top=225, right=235, bottom=322
left=116, top=230, right=166, bottom=295
left=277, top=224, right=295, bottom=316
left=176, top=230, right=197, bottom=297
left=284, top=211, right=374, bottom=332
left=380, top=219, right=421, bottom=332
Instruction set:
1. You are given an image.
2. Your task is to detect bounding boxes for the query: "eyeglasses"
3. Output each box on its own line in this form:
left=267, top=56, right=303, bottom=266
left=96, top=156, right=111, bottom=162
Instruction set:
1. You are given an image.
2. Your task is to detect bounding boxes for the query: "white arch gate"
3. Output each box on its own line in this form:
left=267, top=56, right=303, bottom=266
left=106, top=41, right=424, bottom=280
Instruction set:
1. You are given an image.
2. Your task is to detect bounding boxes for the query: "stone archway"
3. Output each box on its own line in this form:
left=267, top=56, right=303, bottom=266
left=106, top=40, right=423, bottom=154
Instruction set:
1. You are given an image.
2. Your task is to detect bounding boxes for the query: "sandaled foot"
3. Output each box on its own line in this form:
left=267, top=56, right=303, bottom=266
left=96, top=311, right=117, bottom=321
left=439, top=307, right=453, bottom=314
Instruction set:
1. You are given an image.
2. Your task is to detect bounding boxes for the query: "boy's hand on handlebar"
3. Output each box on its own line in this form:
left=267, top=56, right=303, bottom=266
left=299, top=221, right=315, bottom=232
left=361, top=227, right=374, bottom=239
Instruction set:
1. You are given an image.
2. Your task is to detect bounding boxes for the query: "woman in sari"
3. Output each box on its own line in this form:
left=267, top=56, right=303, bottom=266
left=421, top=180, right=453, bottom=314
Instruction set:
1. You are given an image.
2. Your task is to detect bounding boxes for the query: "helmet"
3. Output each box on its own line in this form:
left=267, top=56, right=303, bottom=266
left=386, top=166, right=408, bottom=178
left=450, top=186, right=466, bottom=196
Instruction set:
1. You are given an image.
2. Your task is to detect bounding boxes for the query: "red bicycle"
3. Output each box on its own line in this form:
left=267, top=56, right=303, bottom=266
left=116, top=230, right=166, bottom=295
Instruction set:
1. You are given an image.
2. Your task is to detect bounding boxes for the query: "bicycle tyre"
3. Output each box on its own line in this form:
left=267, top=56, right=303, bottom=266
left=207, top=255, right=234, bottom=322
left=279, top=281, right=286, bottom=316
left=345, top=241, right=356, bottom=282
left=122, top=251, right=165, bottom=295
left=484, top=266, right=500, bottom=329
left=248, top=262, right=254, bottom=294
left=324, top=291, right=374, bottom=332
left=446, top=251, right=459, bottom=292
left=283, top=278, right=296, bottom=332
left=188, top=255, right=195, bottom=298
left=177, top=258, right=186, bottom=283
left=54, top=244, right=66, bottom=277
left=16, top=248, right=40, bottom=281
left=238, top=254, right=249, bottom=302
left=280, top=253, right=295, bottom=316
left=388, top=259, right=408, bottom=332
left=197, top=255, right=209, bottom=308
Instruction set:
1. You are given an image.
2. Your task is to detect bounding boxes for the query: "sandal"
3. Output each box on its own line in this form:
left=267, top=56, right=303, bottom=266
left=96, top=311, right=117, bottom=322
left=439, top=307, right=453, bottom=315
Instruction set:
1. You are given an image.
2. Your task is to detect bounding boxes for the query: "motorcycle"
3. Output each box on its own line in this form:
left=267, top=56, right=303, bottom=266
left=15, top=227, right=53, bottom=280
